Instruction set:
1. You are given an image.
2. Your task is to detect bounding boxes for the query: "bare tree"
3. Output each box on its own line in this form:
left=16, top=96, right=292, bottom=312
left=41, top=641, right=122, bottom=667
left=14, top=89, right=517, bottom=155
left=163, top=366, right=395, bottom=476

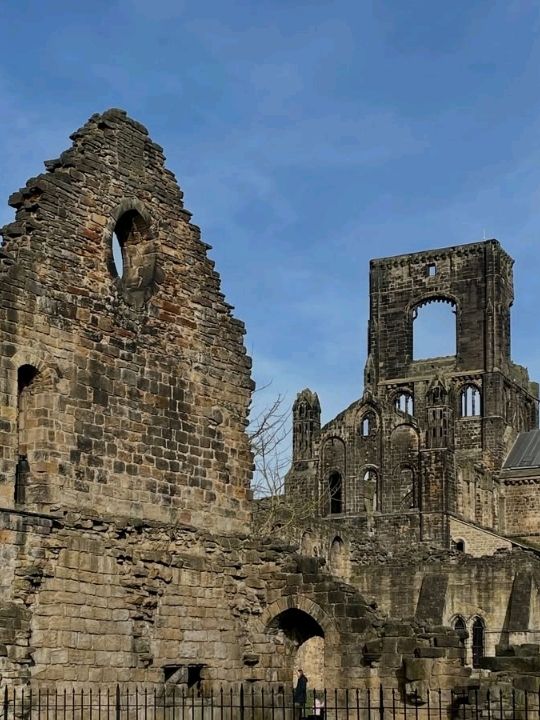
left=249, top=393, right=290, bottom=499
left=249, top=392, right=320, bottom=537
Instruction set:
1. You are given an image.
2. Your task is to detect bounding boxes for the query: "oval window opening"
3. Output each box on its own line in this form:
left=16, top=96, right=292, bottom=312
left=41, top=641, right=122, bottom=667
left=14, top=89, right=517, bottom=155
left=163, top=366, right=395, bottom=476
left=109, top=207, right=156, bottom=308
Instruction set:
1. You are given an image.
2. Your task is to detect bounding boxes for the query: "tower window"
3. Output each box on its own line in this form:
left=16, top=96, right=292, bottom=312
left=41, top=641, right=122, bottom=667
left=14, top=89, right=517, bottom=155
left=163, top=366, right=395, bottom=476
left=395, top=391, right=414, bottom=416
left=412, top=297, right=457, bottom=360
left=426, top=263, right=437, bottom=277
left=460, top=385, right=481, bottom=417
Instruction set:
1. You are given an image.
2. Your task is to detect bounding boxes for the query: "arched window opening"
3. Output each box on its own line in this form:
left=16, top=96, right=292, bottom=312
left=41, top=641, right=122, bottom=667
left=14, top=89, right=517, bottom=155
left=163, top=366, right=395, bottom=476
left=395, top=391, right=414, bottom=416
left=472, top=617, right=485, bottom=668
left=453, top=616, right=467, bottom=633
left=363, top=468, right=378, bottom=513
left=454, top=539, right=466, bottom=552
left=328, top=472, right=343, bottom=514
left=412, top=298, right=457, bottom=360
left=453, top=616, right=468, bottom=666
left=329, top=536, right=346, bottom=577
left=18, top=365, right=39, bottom=397
left=461, top=385, right=481, bottom=417
left=110, top=209, right=156, bottom=307
left=360, top=411, right=376, bottom=437
left=399, top=466, right=417, bottom=510
left=16, top=365, right=40, bottom=505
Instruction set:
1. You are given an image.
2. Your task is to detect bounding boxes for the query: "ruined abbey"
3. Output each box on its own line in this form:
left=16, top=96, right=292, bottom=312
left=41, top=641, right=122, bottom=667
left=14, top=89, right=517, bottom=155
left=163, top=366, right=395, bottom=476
left=0, top=109, right=539, bottom=700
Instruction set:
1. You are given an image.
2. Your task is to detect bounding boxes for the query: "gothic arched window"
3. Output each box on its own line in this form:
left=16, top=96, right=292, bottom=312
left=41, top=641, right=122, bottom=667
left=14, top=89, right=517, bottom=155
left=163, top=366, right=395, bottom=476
left=472, top=617, right=485, bottom=668
left=453, top=616, right=467, bottom=665
left=395, top=391, right=414, bottom=416
left=360, top=411, right=376, bottom=437
left=460, top=385, right=481, bottom=417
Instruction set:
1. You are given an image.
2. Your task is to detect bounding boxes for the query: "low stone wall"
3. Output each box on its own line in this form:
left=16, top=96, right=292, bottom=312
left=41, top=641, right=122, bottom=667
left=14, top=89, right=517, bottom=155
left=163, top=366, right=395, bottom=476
left=0, top=507, right=475, bottom=693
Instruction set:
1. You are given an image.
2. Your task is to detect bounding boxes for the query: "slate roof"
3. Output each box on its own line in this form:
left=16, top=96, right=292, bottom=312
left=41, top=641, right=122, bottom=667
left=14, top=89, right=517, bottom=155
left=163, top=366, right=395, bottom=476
left=504, top=429, right=540, bottom=469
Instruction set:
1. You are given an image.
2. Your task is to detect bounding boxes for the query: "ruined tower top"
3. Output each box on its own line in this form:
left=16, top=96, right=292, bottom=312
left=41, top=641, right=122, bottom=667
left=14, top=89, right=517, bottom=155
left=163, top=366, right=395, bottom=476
left=366, top=239, right=515, bottom=384
left=0, top=108, right=254, bottom=533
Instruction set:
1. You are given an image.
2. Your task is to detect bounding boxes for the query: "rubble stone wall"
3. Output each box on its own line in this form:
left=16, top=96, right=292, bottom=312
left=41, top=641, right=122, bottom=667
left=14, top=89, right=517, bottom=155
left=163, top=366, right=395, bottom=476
left=0, top=506, right=473, bottom=692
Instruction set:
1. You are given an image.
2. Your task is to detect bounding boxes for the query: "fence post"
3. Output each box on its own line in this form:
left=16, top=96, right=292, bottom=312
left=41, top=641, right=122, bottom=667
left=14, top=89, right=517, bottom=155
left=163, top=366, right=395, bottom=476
left=379, top=685, right=384, bottom=720
left=3, top=686, right=8, bottom=720
left=115, top=685, right=121, bottom=720
left=240, top=685, right=245, bottom=720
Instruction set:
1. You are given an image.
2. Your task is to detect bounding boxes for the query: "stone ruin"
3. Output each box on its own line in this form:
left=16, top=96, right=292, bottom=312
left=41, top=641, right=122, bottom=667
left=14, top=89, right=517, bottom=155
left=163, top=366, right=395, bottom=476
left=0, top=109, right=538, bottom=708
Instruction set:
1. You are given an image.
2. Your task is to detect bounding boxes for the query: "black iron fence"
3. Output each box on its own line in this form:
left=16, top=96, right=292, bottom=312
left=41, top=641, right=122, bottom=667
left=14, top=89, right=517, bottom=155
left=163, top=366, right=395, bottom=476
left=1, top=686, right=540, bottom=720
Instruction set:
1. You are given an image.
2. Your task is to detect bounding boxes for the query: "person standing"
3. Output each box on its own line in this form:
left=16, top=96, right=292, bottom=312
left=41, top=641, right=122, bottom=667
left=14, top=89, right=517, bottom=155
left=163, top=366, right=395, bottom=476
left=294, top=669, right=308, bottom=719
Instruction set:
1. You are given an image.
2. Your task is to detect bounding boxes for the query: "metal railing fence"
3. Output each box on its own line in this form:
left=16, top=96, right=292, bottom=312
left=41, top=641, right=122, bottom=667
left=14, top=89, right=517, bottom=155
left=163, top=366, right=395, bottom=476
left=1, top=686, right=539, bottom=720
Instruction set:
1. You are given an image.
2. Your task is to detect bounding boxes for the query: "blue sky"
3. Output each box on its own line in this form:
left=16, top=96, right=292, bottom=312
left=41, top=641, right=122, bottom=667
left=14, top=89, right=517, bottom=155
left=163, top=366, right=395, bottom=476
left=1, top=0, right=540, bottom=424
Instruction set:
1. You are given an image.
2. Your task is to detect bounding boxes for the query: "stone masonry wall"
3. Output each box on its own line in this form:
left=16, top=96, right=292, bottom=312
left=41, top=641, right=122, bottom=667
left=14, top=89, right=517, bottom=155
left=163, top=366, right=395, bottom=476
left=449, top=517, right=511, bottom=557
left=503, top=477, right=540, bottom=542
left=0, top=109, right=253, bottom=534
left=0, top=507, right=472, bottom=693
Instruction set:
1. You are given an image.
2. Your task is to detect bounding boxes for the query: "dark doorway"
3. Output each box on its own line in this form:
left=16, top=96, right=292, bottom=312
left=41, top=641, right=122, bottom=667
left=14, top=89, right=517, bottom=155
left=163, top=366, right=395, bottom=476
left=267, top=608, right=325, bottom=690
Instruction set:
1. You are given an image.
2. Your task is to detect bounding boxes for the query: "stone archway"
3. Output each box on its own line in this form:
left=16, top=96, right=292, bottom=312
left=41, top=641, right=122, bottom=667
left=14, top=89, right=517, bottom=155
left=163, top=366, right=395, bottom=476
left=260, top=596, right=339, bottom=691
left=267, top=608, right=325, bottom=691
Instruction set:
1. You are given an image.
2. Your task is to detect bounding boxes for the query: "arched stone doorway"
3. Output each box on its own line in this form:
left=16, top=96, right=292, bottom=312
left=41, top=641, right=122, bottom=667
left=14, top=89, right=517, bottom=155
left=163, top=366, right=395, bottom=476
left=267, top=608, right=325, bottom=691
